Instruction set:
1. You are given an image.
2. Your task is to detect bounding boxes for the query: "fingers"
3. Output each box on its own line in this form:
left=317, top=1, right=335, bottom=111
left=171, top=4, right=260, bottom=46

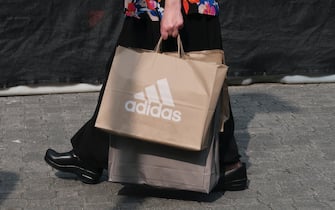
left=161, top=29, right=179, bottom=40
left=171, top=28, right=179, bottom=38
left=161, top=24, right=183, bottom=40
left=161, top=28, right=176, bottom=40
left=161, top=30, right=169, bottom=40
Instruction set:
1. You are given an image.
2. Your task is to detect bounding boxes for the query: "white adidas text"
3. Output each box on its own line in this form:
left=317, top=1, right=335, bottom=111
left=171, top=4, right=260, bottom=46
left=124, top=100, right=182, bottom=122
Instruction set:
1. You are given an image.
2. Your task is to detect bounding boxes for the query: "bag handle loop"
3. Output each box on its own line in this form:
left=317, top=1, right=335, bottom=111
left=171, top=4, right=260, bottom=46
left=154, top=35, right=185, bottom=58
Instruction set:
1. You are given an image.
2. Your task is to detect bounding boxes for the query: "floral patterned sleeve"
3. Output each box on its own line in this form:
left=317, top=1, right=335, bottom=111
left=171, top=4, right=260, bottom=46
left=125, top=0, right=219, bottom=21
left=183, top=0, right=219, bottom=16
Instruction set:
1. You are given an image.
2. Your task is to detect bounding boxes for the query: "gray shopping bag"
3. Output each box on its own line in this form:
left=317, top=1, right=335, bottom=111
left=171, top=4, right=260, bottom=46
left=107, top=98, right=223, bottom=193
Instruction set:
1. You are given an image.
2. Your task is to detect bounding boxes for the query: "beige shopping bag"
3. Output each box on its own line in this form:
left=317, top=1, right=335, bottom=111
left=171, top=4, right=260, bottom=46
left=95, top=37, right=228, bottom=151
left=108, top=102, right=222, bottom=193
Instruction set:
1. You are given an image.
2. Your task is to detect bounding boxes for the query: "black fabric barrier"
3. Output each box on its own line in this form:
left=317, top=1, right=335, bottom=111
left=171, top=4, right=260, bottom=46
left=1, top=0, right=335, bottom=88
left=219, top=0, right=335, bottom=80
left=0, top=0, right=124, bottom=88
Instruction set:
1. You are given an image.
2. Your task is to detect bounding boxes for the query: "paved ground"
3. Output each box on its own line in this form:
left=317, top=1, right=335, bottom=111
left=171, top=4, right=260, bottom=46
left=0, top=83, right=334, bottom=210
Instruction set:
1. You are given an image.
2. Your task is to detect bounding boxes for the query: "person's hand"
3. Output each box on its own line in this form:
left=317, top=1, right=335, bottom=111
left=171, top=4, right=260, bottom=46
left=160, top=0, right=183, bottom=40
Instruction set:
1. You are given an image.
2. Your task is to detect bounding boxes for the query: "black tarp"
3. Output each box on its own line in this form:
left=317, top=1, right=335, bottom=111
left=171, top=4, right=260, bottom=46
left=0, top=0, right=124, bottom=88
left=1, top=0, right=335, bottom=88
left=219, top=0, right=335, bottom=79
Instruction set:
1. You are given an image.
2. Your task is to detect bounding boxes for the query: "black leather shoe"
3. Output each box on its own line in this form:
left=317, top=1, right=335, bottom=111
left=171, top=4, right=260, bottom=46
left=214, top=162, right=248, bottom=191
left=44, top=149, right=102, bottom=184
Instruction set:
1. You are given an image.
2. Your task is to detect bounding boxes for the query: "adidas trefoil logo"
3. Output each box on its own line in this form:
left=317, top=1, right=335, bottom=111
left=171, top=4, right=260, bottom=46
left=124, top=78, right=182, bottom=122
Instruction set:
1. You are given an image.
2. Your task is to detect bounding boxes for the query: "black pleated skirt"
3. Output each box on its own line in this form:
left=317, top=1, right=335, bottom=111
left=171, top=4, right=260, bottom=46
left=118, top=13, right=223, bottom=52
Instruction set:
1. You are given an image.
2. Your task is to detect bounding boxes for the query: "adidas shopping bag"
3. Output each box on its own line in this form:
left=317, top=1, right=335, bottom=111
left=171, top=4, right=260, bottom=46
left=95, top=37, right=228, bottom=151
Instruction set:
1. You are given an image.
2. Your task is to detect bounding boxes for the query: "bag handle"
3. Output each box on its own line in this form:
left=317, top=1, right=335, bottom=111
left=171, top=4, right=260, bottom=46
left=154, top=35, right=185, bottom=58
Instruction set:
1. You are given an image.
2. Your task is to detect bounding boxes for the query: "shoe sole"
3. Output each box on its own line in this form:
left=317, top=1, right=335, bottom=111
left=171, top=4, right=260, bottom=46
left=223, top=178, right=248, bottom=191
left=44, top=155, right=100, bottom=184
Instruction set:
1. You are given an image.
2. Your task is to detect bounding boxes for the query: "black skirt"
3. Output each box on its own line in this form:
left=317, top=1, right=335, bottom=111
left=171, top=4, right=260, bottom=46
left=118, top=13, right=223, bottom=52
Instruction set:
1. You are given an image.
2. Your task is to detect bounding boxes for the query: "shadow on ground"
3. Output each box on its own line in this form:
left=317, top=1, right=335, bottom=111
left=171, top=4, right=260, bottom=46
left=230, top=92, right=299, bottom=171
left=117, top=184, right=223, bottom=201
left=0, top=171, right=20, bottom=205
left=111, top=92, right=299, bottom=207
left=54, top=170, right=109, bottom=182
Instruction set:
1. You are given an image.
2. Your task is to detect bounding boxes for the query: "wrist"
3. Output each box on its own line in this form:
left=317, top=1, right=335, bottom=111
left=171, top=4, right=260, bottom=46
left=164, top=0, right=182, bottom=10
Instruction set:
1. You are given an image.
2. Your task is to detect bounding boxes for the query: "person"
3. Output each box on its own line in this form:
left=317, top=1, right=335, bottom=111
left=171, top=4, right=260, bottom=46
left=45, top=0, right=248, bottom=191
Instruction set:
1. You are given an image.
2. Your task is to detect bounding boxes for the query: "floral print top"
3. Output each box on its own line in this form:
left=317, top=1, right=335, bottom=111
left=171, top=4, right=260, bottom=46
left=124, top=0, right=219, bottom=21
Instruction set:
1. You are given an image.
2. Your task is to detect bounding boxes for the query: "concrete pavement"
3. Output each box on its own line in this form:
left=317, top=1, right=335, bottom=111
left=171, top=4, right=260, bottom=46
left=0, top=83, right=334, bottom=209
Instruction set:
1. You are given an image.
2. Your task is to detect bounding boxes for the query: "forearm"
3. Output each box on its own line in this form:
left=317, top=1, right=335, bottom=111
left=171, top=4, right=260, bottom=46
left=160, top=0, right=183, bottom=39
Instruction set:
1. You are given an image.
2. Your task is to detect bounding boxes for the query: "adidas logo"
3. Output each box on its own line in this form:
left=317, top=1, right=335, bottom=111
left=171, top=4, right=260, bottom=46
left=124, top=78, right=182, bottom=122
